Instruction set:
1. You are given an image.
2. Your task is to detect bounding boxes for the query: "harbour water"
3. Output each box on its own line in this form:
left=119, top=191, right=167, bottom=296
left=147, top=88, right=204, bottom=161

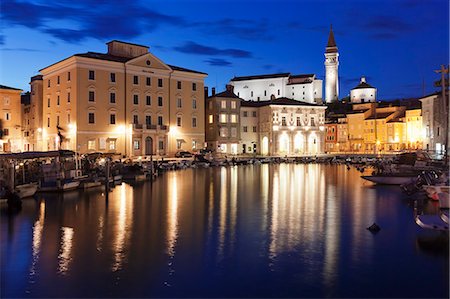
left=1, top=164, right=448, bottom=298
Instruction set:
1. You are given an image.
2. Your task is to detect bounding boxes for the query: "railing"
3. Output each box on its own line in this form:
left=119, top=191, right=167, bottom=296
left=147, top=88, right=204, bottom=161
left=159, top=125, right=168, bottom=130
left=133, top=123, right=143, bottom=130
left=146, top=124, right=157, bottom=130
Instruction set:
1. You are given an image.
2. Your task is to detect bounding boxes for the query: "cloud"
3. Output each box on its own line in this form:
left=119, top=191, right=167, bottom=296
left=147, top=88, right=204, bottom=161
left=0, top=0, right=186, bottom=43
left=174, top=41, right=252, bottom=58
left=1, top=48, right=43, bottom=52
left=0, top=35, right=4, bottom=45
left=363, top=16, right=413, bottom=32
left=204, top=58, right=232, bottom=67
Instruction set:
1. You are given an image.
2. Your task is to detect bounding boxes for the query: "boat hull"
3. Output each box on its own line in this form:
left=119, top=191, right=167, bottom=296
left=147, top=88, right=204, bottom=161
left=361, top=175, right=416, bottom=185
left=15, top=183, right=38, bottom=198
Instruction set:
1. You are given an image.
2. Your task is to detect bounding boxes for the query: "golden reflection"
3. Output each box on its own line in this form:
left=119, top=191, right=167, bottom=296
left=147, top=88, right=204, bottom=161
left=167, top=172, right=179, bottom=257
left=96, top=216, right=104, bottom=252
left=30, top=201, right=45, bottom=278
left=229, top=166, right=238, bottom=252
left=218, top=167, right=227, bottom=258
left=58, top=226, right=74, bottom=275
left=111, top=183, right=134, bottom=271
left=261, top=164, right=269, bottom=231
left=208, top=180, right=214, bottom=236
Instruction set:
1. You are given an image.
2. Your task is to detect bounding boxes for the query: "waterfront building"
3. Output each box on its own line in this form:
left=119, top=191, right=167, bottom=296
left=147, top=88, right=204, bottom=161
left=405, top=108, right=423, bottom=150
left=34, top=40, right=206, bottom=157
left=324, top=120, right=338, bottom=153
left=336, top=117, right=349, bottom=152
left=419, top=91, right=448, bottom=156
left=205, top=85, right=242, bottom=154
left=324, top=26, right=339, bottom=103
left=239, top=101, right=260, bottom=155
left=350, top=76, right=377, bottom=103
left=0, top=85, right=23, bottom=152
left=21, top=75, right=44, bottom=152
left=229, top=73, right=323, bottom=104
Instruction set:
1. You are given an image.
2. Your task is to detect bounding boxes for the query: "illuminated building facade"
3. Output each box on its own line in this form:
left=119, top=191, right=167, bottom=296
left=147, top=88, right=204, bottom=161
left=420, top=92, right=447, bottom=156
left=0, top=85, right=23, bottom=152
left=350, top=76, right=377, bottom=103
left=324, top=26, right=339, bottom=103
left=34, top=40, right=206, bottom=157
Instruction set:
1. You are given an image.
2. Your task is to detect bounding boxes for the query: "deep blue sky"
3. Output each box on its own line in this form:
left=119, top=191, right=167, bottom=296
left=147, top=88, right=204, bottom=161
left=0, top=0, right=448, bottom=100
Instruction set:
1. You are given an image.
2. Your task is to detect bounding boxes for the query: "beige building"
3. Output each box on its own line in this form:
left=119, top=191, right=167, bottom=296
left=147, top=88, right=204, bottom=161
left=0, top=85, right=23, bottom=152
left=34, top=40, right=206, bottom=157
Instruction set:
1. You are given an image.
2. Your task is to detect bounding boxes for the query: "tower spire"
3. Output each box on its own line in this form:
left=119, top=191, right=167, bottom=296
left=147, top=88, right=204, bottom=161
left=326, top=25, right=338, bottom=53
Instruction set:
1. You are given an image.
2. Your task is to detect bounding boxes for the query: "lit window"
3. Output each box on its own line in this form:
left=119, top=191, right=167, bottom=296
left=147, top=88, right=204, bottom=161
left=133, top=140, right=140, bottom=150
left=231, top=127, right=237, bottom=137
left=88, top=140, right=96, bottom=150
left=109, top=140, right=116, bottom=150
left=221, top=100, right=226, bottom=109
left=231, top=101, right=236, bottom=109
left=208, top=115, right=213, bottom=124
left=230, top=114, right=237, bottom=123
left=220, top=114, right=227, bottom=123
left=192, top=117, right=197, bottom=128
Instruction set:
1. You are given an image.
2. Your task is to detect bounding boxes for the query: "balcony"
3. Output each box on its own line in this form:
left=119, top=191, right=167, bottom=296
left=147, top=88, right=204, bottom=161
left=159, top=125, right=168, bottom=131
left=133, top=123, right=143, bottom=130
left=146, top=124, right=157, bottom=130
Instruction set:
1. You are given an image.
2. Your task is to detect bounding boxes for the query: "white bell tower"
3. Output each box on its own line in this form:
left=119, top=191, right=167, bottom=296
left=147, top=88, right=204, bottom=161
left=325, top=25, right=339, bottom=103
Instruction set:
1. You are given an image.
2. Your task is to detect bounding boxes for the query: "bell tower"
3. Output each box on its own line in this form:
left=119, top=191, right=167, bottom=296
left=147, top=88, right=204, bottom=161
left=325, top=25, right=339, bottom=103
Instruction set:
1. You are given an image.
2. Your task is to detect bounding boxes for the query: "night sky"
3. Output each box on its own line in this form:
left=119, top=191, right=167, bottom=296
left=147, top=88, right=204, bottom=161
left=0, top=0, right=448, bottom=100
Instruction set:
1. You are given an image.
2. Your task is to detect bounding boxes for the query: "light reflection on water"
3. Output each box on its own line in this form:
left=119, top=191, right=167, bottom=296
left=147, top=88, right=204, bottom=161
left=0, top=164, right=448, bottom=298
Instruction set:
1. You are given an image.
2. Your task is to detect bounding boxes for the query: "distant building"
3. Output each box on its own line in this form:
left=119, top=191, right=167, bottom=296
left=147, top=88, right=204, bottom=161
left=0, top=85, right=23, bottom=152
left=32, top=40, right=207, bottom=157
left=350, top=76, right=377, bottom=103
left=420, top=91, right=448, bottom=156
left=230, top=73, right=323, bottom=104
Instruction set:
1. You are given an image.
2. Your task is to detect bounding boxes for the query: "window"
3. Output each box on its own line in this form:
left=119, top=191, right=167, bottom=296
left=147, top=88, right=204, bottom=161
left=297, top=117, right=301, bottom=126
left=282, top=117, right=287, bottom=126
left=5, top=112, right=10, bottom=121
left=158, top=140, right=164, bottom=150
left=47, top=117, right=50, bottom=127
left=221, top=100, right=226, bottom=109
left=133, top=94, right=139, bottom=105
left=231, top=101, right=236, bottom=109
left=220, top=114, right=227, bottom=123
left=67, top=92, right=71, bottom=103
left=192, top=83, right=197, bottom=91
left=109, top=140, right=116, bottom=150
left=208, top=115, right=213, bottom=124
left=57, top=76, right=60, bottom=85
left=158, top=116, right=163, bottom=126
left=88, top=140, right=96, bottom=150
left=231, top=127, right=237, bottom=137
left=192, top=99, right=197, bottom=109
left=253, top=126, right=257, bottom=132
left=277, top=89, right=280, bottom=95
left=177, top=81, right=182, bottom=89
left=243, top=126, right=248, bottom=132
left=3, top=128, right=8, bottom=136
left=110, top=73, right=116, bottom=83
left=110, top=92, right=116, bottom=103
left=47, top=98, right=50, bottom=107
left=192, top=117, right=197, bottom=128
left=158, top=96, right=163, bottom=106
left=251, top=91, right=253, bottom=97
left=57, top=95, right=60, bottom=106
left=177, top=140, right=182, bottom=149
left=133, top=115, right=139, bottom=124
left=220, top=127, right=228, bottom=137
left=158, top=78, right=163, bottom=87
left=145, top=115, right=151, bottom=125
left=146, top=95, right=151, bottom=106
left=89, top=91, right=95, bottom=102
left=88, top=112, right=95, bottom=124
left=264, top=90, right=266, bottom=96
left=48, top=80, right=50, bottom=88
left=133, top=140, right=140, bottom=150
left=67, top=114, right=70, bottom=123
left=56, top=115, right=60, bottom=126
left=68, top=72, right=71, bottom=81
left=243, top=111, right=248, bottom=117
left=177, top=98, right=182, bottom=108
left=252, top=111, right=257, bottom=117
left=146, top=77, right=151, bottom=86
left=230, top=114, right=237, bottom=123
left=89, top=70, right=95, bottom=80
left=177, top=116, right=182, bottom=127
left=311, top=117, right=315, bottom=126
left=133, top=75, right=139, bottom=85
left=110, top=114, right=116, bottom=125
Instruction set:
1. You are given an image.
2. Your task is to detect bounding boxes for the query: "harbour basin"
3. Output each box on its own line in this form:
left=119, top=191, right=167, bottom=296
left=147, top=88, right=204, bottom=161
left=1, top=163, right=448, bottom=298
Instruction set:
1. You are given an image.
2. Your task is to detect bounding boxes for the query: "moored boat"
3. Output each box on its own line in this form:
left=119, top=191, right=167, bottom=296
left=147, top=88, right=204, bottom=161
left=14, top=183, right=38, bottom=198
left=361, top=175, right=417, bottom=185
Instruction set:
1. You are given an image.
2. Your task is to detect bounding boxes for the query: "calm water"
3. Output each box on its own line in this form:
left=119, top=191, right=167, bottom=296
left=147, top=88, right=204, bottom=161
left=1, top=164, right=449, bottom=298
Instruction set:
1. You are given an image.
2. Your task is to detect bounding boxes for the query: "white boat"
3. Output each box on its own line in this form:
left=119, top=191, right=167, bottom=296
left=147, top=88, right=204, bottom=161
left=39, top=180, right=80, bottom=192
left=15, top=183, right=38, bottom=198
left=361, top=175, right=417, bottom=185
left=414, top=193, right=449, bottom=231
left=422, top=185, right=450, bottom=201
left=82, top=180, right=103, bottom=190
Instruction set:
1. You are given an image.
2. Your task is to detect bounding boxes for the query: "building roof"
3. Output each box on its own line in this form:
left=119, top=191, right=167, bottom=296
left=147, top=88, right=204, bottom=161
left=0, top=84, right=22, bottom=91
left=210, top=89, right=243, bottom=99
left=230, top=73, right=290, bottom=82
left=106, top=40, right=149, bottom=49
left=31, top=75, right=43, bottom=81
left=241, top=97, right=325, bottom=108
left=346, top=109, right=370, bottom=115
left=352, top=81, right=375, bottom=90
left=366, top=112, right=393, bottom=120
left=290, top=74, right=314, bottom=79
left=167, top=64, right=207, bottom=75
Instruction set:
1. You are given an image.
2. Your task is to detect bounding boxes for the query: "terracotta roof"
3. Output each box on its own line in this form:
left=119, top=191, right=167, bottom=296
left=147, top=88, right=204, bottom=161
left=352, top=81, right=375, bottom=90
left=366, top=112, right=393, bottom=120
left=75, top=52, right=131, bottom=63
left=0, top=85, right=22, bottom=91
left=106, top=40, right=149, bottom=49
left=209, top=89, right=243, bottom=99
left=31, top=75, right=43, bottom=81
left=168, top=64, right=207, bottom=75
left=347, top=109, right=369, bottom=115
left=231, top=73, right=290, bottom=81
left=241, top=97, right=325, bottom=108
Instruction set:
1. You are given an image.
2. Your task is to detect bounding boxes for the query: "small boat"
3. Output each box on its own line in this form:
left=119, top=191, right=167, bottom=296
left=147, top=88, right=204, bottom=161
left=423, top=185, right=450, bottom=201
left=15, top=183, right=38, bottom=198
left=361, top=175, right=417, bottom=185
left=39, top=179, right=80, bottom=192
left=414, top=193, right=449, bottom=231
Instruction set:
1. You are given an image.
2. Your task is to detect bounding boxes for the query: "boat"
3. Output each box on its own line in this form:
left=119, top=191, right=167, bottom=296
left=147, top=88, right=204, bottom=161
left=414, top=193, right=449, bottom=231
left=39, top=179, right=80, bottom=192
left=423, top=185, right=450, bottom=201
left=14, top=183, right=38, bottom=198
left=361, top=174, right=417, bottom=185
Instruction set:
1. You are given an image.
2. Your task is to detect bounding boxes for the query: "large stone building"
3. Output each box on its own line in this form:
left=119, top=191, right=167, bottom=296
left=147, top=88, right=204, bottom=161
left=0, top=85, right=23, bottom=152
left=229, top=73, right=323, bottom=104
left=31, top=40, right=207, bottom=157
